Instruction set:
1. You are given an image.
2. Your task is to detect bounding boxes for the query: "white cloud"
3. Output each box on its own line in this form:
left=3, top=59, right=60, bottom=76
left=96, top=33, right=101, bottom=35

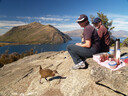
left=35, top=17, right=66, bottom=21
left=53, top=23, right=81, bottom=32
left=16, top=16, right=32, bottom=20
left=0, top=20, right=79, bottom=35
left=1, top=13, right=128, bottom=35
left=0, top=20, right=27, bottom=35
left=0, top=20, right=26, bottom=27
left=107, top=13, right=128, bottom=19
left=34, top=15, right=75, bottom=21
left=16, top=15, right=72, bottom=22
left=54, top=23, right=78, bottom=28
left=0, top=15, right=79, bottom=35
left=0, top=29, right=9, bottom=35
left=45, top=15, right=77, bottom=19
left=107, top=13, right=128, bottom=31
left=36, top=22, right=80, bottom=32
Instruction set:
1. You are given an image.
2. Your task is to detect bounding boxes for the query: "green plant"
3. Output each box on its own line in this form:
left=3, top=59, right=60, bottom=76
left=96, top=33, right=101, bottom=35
left=121, top=38, right=128, bottom=47
left=90, top=12, right=115, bottom=31
left=0, top=48, right=37, bottom=67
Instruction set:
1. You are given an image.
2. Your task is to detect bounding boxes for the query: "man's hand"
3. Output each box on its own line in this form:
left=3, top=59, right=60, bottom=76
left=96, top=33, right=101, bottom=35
left=75, top=39, right=91, bottom=48
left=75, top=43, right=81, bottom=46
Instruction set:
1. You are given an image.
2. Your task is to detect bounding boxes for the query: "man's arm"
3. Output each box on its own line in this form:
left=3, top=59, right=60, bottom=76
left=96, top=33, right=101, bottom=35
left=75, top=39, right=91, bottom=48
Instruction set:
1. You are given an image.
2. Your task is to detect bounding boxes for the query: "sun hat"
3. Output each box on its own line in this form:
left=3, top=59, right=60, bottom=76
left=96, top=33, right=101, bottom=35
left=76, top=14, right=88, bottom=23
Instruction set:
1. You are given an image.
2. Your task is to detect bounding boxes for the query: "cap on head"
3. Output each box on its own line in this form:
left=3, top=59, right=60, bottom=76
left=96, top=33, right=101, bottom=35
left=76, top=14, right=88, bottom=23
left=92, top=17, right=101, bottom=24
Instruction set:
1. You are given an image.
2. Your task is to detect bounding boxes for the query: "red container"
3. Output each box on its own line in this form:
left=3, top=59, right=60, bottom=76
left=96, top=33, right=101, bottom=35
left=124, top=58, right=128, bottom=63
left=124, top=58, right=128, bottom=66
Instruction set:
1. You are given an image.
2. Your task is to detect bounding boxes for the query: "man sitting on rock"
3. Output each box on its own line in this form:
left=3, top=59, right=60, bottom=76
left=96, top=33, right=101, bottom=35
left=92, top=17, right=110, bottom=52
left=67, top=14, right=100, bottom=70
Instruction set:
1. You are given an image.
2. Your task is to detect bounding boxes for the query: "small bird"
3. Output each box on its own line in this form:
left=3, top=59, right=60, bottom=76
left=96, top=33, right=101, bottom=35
left=39, top=65, right=58, bottom=83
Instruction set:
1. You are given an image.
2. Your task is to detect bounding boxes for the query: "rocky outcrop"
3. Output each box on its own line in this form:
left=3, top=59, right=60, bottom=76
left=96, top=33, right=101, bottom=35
left=0, top=47, right=128, bottom=96
left=0, top=22, right=71, bottom=44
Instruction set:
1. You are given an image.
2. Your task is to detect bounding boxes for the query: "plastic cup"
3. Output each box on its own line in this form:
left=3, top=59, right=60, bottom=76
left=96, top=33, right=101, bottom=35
left=109, top=49, right=114, bottom=55
left=108, top=61, right=118, bottom=69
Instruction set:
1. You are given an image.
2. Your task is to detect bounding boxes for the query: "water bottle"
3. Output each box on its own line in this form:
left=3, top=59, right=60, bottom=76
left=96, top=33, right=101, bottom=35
left=114, top=38, right=120, bottom=65
left=114, top=38, right=120, bottom=50
left=114, top=39, right=120, bottom=56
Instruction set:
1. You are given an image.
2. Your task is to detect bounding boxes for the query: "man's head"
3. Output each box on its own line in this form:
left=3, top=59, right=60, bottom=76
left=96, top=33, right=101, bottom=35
left=92, top=17, right=102, bottom=29
left=76, top=14, right=89, bottom=27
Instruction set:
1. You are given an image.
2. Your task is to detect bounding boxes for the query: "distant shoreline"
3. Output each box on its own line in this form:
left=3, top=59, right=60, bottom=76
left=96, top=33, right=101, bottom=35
left=114, top=36, right=128, bottom=38
left=0, top=43, right=16, bottom=47
left=0, top=36, right=127, bottom=47
left=0, top=36, right=126, bottom=47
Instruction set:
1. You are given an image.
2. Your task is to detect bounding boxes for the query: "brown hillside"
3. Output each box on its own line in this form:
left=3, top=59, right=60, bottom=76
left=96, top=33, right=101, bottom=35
left=64, top=29, right=83, bottom=37
left=0, top=22, right=71, bottom=44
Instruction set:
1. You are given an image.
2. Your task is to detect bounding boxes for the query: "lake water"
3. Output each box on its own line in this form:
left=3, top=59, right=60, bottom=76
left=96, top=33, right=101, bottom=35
left=119, top=37, right=127, bottom=42
left=0, top=37, right=81, bottom=54
left=0, top=37, right=126, bottom=54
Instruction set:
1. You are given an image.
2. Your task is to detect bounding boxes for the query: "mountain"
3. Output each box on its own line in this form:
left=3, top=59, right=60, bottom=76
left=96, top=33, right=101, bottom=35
left=0, top=22, right=71, bottom=44
left=64, top=29, right=83, bottom=37
left=65, top=29, right=128, bottom=38
left=111, top=30, right=128, bottom=37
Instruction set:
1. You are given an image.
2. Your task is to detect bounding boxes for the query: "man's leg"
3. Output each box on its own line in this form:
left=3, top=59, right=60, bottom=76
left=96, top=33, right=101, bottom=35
left=67, top=44, right=83, bottom=64
left=67, top=44, right=97, bottom=69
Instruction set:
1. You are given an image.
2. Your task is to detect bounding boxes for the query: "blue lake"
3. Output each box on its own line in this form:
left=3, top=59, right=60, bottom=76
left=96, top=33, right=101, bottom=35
left=0, top=37, right=126, bottom=54
left=0, top=37, right=81, bottom=54
left=119, top=37, right=127, bottom=42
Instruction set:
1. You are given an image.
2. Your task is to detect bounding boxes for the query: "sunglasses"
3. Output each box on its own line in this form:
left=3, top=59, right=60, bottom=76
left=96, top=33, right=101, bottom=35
left=78, top=19, right=87, bottom=23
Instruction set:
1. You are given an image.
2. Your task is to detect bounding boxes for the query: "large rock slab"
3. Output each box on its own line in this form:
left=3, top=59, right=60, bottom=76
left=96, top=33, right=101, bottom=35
left=0, top=47, right=128, bottom=96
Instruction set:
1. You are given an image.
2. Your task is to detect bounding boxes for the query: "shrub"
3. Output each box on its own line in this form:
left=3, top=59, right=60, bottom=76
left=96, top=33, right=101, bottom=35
left=0, top=48, right=37, bottom=67
left=9, top=52, right=20, bottom=63
left=121, top=38, right=128, bottom=47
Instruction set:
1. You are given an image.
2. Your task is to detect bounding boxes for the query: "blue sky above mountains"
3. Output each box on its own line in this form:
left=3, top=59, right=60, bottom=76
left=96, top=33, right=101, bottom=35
left=0, top=0, right=128, bottom=35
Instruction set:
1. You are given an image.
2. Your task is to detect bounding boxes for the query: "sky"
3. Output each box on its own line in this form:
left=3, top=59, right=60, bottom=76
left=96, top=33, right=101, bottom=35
left=0, top=0, right=128, bottom=35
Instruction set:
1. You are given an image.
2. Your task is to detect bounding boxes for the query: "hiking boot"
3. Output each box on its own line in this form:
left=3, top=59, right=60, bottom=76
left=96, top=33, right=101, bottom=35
left=72, top=61, right=86, bottom=70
